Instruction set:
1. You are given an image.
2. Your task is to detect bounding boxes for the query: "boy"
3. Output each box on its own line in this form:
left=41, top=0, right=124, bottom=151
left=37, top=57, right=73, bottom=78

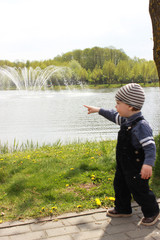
left=84, top=83, right=159, bottom=226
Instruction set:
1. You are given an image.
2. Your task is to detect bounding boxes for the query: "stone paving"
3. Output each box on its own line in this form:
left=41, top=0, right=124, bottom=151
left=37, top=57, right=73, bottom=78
left=0, top=201, right=160, bottom=240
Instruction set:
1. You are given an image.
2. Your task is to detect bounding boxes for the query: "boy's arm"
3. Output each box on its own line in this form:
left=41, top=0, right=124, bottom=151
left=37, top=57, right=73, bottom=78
left=84, top=105, right=100, bottom=114
left=99, top=108, right=124, bottom=125
left=134, top=120, right=156, bottom=179
left=84, top=105, right=125, bottom=125
left=140, top=144, right=155, bottom=179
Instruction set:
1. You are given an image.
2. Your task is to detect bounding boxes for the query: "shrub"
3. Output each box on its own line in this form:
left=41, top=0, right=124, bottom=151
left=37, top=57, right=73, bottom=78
left=153, top=134, right=160, bottom=178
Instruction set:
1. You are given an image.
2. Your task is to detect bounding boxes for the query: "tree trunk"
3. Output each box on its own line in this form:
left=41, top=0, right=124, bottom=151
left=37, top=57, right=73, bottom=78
left=149, top=0, right=160, bottom=85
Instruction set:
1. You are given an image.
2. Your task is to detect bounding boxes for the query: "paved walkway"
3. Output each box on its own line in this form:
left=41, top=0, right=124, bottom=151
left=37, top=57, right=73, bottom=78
left=0, top=201, right=160, bottom=240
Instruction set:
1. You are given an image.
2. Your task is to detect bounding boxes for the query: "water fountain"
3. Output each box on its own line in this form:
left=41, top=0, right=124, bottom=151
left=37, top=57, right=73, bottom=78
left=0, top=65, right=69, bottom=90
left=0, top=66, right=159, bottom=151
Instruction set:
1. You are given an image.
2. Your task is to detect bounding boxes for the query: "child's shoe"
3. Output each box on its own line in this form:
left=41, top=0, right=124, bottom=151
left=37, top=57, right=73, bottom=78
left=107, top=208, right=132, bottom=218
left=140, top=213, right=160, bottom=226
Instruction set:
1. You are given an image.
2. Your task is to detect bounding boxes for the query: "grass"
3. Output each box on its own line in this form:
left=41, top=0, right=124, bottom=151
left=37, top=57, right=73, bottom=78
left=0, top=140, right=116, bottom=222
left=86, top=82, right=159, bottom=89
left=0, top=139, right=159, bottom=223
left=0, top=139, right=40, bottom=154
left=151, top=134, right=160, bottom=197
left=48, top=82, right=159, bottom=91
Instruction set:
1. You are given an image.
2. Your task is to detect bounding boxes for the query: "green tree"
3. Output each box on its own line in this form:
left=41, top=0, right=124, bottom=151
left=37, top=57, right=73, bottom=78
left=90, top=65, right=103, bottom=85
left=61, top=52, right=73, bottom=62
left=81, top=48, right=94, bottom=70
left=130, top=61, right=142, bottom=82
left=72, top=49, right=82, bottom=63
left=115, top=60, right=131, bottom=84
left=104, top=47, right=129, bottom=65
left=79, top=68, right=88, bottom=83
left=102, top=60, right=116, bottom=84
left=69, top=59, right=81, bottom=71
left=139, top=61, right=151, bottom=85
left=26, top=60, right=30, bottom=68
left=147, top=60, right=158, bottom=83
left=68, top=59, right=82, bottom=82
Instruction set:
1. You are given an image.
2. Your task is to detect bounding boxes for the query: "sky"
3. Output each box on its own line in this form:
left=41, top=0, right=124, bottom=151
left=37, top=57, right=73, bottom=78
left=0, top=0, right=154, bottom=62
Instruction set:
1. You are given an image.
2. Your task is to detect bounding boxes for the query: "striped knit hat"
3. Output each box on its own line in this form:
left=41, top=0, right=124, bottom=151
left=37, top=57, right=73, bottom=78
left=115, top=83, right=145, bottom=110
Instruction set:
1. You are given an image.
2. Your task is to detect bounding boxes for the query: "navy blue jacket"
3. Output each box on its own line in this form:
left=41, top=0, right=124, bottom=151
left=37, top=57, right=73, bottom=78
left=99, top=109, right=156, bottom=166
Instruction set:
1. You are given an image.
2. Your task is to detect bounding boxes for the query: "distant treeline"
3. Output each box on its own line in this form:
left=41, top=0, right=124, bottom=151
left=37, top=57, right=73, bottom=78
left=0, top=47, right=158, bottom=85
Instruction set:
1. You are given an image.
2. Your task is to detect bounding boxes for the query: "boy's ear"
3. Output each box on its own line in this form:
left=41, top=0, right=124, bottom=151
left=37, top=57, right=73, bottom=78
left=129, top=106, right=140, bottom=112
left=128, top=105, right=133, bottom=111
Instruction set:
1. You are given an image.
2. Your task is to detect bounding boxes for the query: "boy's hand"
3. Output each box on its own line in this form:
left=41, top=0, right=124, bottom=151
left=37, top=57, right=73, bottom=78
left=140, top=164, right=152, bottom=179
left=84, top=105, right=100, bottom=114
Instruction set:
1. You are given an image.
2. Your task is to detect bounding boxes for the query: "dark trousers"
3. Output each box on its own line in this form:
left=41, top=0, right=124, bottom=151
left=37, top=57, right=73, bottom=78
left=114, top=118, right=159, bottom=218
left=114, top=167, right=159, bottom=217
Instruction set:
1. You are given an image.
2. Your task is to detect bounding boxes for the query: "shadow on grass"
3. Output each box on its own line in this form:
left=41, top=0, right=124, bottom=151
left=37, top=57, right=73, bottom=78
left=63, top=163, right=99, bottom=179
left=7, top=178, right=27, bottom=196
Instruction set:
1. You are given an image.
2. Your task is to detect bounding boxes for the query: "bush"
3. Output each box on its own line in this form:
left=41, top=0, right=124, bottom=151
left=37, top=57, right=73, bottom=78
left=153, top=134, right=160, bottom=178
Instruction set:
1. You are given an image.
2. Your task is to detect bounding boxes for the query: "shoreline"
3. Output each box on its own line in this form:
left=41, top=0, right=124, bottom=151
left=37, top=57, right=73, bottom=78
left=0, top=82, right=159, bottom=91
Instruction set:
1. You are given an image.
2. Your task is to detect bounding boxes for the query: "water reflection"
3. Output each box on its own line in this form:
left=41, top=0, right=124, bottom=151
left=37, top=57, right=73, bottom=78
left=0, top=87, right=159, bottom=146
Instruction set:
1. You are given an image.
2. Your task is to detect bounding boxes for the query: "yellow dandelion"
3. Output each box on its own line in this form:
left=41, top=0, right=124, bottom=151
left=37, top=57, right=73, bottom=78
left=52, top=207, right=57, bottom=210
left=95, top=198, right=101, bottom=206
left=108, top=178, right=112, bottom=181
left=70, top=168, right=74, bottom=170
left=109, top=197, right=115, bottom=201
left=66, top=184, right=69, bottom=187
left=77, top=205, right=82, bottom=208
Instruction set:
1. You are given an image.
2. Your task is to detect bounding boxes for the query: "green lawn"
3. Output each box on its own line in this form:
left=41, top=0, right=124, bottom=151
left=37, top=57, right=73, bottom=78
left=0, top=140, right=159, bottom=222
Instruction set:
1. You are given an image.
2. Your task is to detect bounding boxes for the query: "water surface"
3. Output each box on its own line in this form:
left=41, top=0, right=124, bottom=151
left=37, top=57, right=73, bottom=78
left=0, top=87, right=159, bottom=145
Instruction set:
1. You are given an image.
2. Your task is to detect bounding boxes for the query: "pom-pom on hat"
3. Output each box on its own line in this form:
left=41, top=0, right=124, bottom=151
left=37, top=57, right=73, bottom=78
left=115, top=83, right=145, bottom=110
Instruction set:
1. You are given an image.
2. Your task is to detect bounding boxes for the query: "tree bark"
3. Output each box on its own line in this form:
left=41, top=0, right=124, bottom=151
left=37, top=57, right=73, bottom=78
left=149, top=0, right=160, bottom=85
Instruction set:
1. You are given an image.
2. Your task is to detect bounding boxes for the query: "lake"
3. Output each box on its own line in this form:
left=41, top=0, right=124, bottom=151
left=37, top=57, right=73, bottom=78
left=0, top=87, right=159, bottom=146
